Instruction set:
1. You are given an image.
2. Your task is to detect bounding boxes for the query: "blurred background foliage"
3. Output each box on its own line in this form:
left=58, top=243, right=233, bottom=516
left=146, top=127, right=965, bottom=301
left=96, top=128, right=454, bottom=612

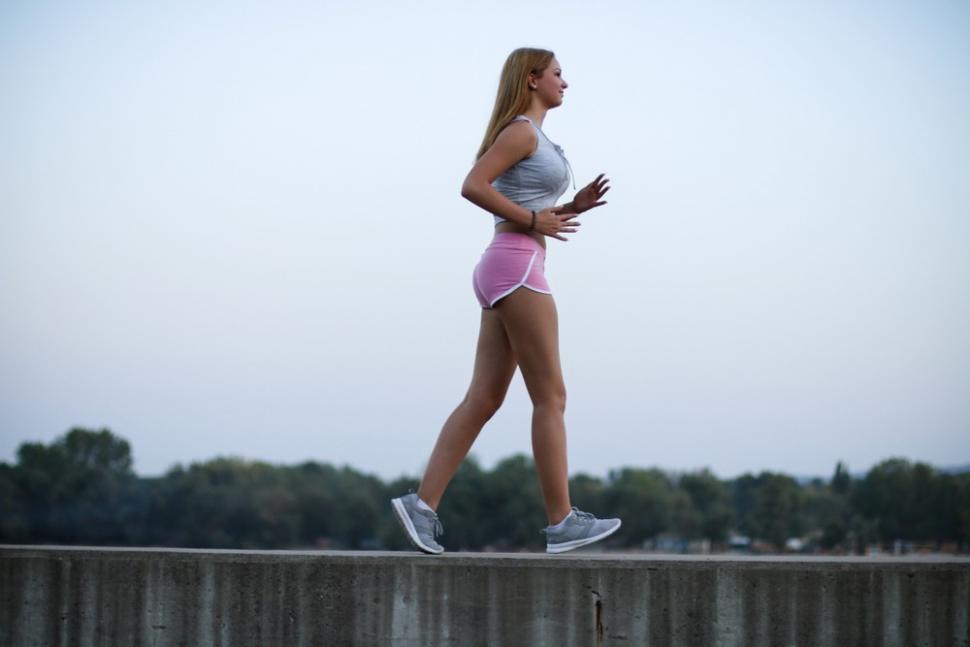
left=1, top=427, right=967, bottom=553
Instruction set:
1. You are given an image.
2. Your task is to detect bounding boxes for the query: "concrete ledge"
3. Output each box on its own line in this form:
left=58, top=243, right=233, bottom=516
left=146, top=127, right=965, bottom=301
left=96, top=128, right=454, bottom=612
left=2, top=545, right=968, bottom=646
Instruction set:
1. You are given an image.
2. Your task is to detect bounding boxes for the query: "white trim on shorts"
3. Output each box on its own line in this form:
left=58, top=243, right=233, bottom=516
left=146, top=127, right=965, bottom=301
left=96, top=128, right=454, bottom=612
left=484, top=250, right=552, bottom=308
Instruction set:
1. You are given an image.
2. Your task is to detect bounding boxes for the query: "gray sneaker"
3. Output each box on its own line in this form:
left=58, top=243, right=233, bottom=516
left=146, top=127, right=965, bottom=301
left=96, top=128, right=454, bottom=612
left=390, top=491, right=445, bottom=554
left=541, top=507, right=622, bottom=554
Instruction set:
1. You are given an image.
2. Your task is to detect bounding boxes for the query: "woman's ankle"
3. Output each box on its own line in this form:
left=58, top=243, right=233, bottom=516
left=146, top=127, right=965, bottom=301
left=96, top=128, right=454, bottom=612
left=547, top=507, right=573, bottom=527
left=416, top=489, right=439, bottom=511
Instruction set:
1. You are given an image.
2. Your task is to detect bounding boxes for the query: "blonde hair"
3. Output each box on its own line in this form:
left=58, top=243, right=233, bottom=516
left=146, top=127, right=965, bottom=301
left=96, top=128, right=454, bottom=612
left=475, top=47, right=555, bottom=160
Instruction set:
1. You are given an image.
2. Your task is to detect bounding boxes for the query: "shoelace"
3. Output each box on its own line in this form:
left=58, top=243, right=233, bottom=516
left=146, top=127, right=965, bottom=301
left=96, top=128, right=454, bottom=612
left=572, top=508, right=596, bottom=522
left=407, top=488, right=444, bottom=537
left=538, top=506, right=595, bottom=535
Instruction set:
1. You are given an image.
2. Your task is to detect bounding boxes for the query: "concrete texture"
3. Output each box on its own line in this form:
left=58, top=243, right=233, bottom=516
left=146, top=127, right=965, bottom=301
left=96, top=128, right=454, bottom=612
left=2, top=545, right=968, bottom=646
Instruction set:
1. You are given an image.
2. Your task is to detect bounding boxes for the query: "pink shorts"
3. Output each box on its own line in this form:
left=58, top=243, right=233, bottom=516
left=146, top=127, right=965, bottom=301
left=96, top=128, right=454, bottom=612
left=472, top=233, right=552, bottom=309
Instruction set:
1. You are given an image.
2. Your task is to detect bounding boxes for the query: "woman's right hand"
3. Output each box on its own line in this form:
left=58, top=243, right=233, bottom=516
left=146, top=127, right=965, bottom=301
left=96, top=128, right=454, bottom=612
left=533, top=207, right=580, bottom=241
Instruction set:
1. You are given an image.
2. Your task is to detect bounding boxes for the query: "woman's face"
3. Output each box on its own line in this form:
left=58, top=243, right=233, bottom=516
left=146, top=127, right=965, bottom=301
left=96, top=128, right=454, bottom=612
left=531, top=57, right=568, bottom=108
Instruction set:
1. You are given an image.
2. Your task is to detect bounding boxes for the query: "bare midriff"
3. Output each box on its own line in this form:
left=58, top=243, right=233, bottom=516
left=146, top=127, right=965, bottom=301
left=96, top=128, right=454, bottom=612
left=494, top=219, right=547, bottom=249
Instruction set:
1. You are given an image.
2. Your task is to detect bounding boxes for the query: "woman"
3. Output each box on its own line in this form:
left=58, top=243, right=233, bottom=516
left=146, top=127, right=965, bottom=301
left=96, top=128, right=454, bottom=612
left=391, top=48, right=620, bottom=554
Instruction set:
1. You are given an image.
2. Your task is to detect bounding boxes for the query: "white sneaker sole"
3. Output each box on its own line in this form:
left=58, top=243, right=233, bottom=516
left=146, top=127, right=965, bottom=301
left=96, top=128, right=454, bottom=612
left=546, top=519, right=622, bottom=554
left=391, top=497, right=444, bottom=555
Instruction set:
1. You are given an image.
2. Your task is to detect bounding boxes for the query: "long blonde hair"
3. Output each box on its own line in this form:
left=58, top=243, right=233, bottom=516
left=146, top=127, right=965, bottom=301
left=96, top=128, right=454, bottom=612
left=475, top=47, right=555, bottom=160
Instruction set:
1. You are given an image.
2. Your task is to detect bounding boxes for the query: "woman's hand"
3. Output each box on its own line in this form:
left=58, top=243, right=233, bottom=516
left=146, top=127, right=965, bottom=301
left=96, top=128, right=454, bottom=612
left=533, top=207, right=581, bottom=241
left=571, top=173, right=611, bottom=214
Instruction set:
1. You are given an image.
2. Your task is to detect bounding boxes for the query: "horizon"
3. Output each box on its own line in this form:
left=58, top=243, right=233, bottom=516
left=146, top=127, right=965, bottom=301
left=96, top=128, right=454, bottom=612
left=8, top=425, right=968, bottom=486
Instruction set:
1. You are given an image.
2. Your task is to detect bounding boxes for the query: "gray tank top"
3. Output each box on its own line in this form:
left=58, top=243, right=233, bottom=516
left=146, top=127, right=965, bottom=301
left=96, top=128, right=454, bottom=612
left=490, top=115, right=575, bottom=225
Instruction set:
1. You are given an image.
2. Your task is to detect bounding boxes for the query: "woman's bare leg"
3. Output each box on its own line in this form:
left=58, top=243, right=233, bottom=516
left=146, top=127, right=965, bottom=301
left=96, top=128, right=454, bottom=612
left=494, top=288, right=572, bottom=526
left=417, top=308, right=517, bottom=510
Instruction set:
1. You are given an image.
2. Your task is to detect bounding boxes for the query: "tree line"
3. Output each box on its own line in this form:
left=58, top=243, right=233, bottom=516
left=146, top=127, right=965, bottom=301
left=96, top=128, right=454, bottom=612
left=1, top=427, right=967, bottom=553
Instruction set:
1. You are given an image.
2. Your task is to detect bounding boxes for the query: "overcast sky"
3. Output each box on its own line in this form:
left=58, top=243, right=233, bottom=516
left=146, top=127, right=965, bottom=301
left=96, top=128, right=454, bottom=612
left=2, top=0, right=968, bottom=484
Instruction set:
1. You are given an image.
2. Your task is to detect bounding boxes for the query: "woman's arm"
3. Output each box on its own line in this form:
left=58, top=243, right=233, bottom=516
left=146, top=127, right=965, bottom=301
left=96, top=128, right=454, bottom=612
left=460, top=121, right=537, bottom=227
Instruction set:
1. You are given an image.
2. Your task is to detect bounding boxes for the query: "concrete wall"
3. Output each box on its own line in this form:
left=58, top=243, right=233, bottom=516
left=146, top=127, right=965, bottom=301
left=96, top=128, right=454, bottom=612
left=2, top=545, right=968, bottom=646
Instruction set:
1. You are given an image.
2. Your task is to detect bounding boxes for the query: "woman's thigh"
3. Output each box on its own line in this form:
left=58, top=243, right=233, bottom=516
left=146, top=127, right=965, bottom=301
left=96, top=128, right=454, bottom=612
left=493, top=288, right=564, bottom=403
left=466, top=307, right=517, bottom=405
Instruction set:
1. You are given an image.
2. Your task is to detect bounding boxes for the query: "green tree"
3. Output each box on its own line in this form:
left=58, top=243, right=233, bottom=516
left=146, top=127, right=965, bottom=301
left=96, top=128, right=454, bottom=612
left=831, top=460, right=851, bottom=495
left=852, top=457, right=937, bottom=544
left=958, top=474, right=970, bottom=549
left=678, top=469, right=734, bottom=542
left=801, top=461, right=854, bottom=551
left=604, top=467, right=674, bottom=545
left=143, top=457, right=302, bottom=548
left=11, top=427, right=136, bottom=543
left=569, top=472, right=608, bottom=521
left=733, top=471, right=802, bottom=550
left=481, top=454, right=545, bottom=549
left=0, top=463, right=29, bottom=542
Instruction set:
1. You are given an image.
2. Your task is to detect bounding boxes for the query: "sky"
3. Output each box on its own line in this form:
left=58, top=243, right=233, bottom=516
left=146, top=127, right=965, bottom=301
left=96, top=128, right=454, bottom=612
left=1, top=0, right=968, bottom=484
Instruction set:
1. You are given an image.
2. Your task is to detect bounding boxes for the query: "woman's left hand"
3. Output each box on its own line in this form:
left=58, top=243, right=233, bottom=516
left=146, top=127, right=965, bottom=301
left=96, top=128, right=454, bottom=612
left=572, top=173, right=610, bottom=214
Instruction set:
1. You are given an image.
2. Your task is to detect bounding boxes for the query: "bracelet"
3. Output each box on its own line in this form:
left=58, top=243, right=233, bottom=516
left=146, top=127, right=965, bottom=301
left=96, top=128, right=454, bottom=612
left=529, top=210, right=536, bottom=231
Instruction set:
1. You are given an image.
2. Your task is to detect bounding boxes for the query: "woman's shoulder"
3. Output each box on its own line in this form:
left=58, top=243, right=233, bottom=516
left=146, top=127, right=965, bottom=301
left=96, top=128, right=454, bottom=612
left=500, top=115, right=536, bottom=133
left=495, top=118, right=538, bottom=156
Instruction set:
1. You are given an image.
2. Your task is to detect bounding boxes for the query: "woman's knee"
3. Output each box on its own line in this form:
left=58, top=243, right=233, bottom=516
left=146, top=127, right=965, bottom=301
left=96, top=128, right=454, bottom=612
left=531, top=385, right=567, bottom=413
